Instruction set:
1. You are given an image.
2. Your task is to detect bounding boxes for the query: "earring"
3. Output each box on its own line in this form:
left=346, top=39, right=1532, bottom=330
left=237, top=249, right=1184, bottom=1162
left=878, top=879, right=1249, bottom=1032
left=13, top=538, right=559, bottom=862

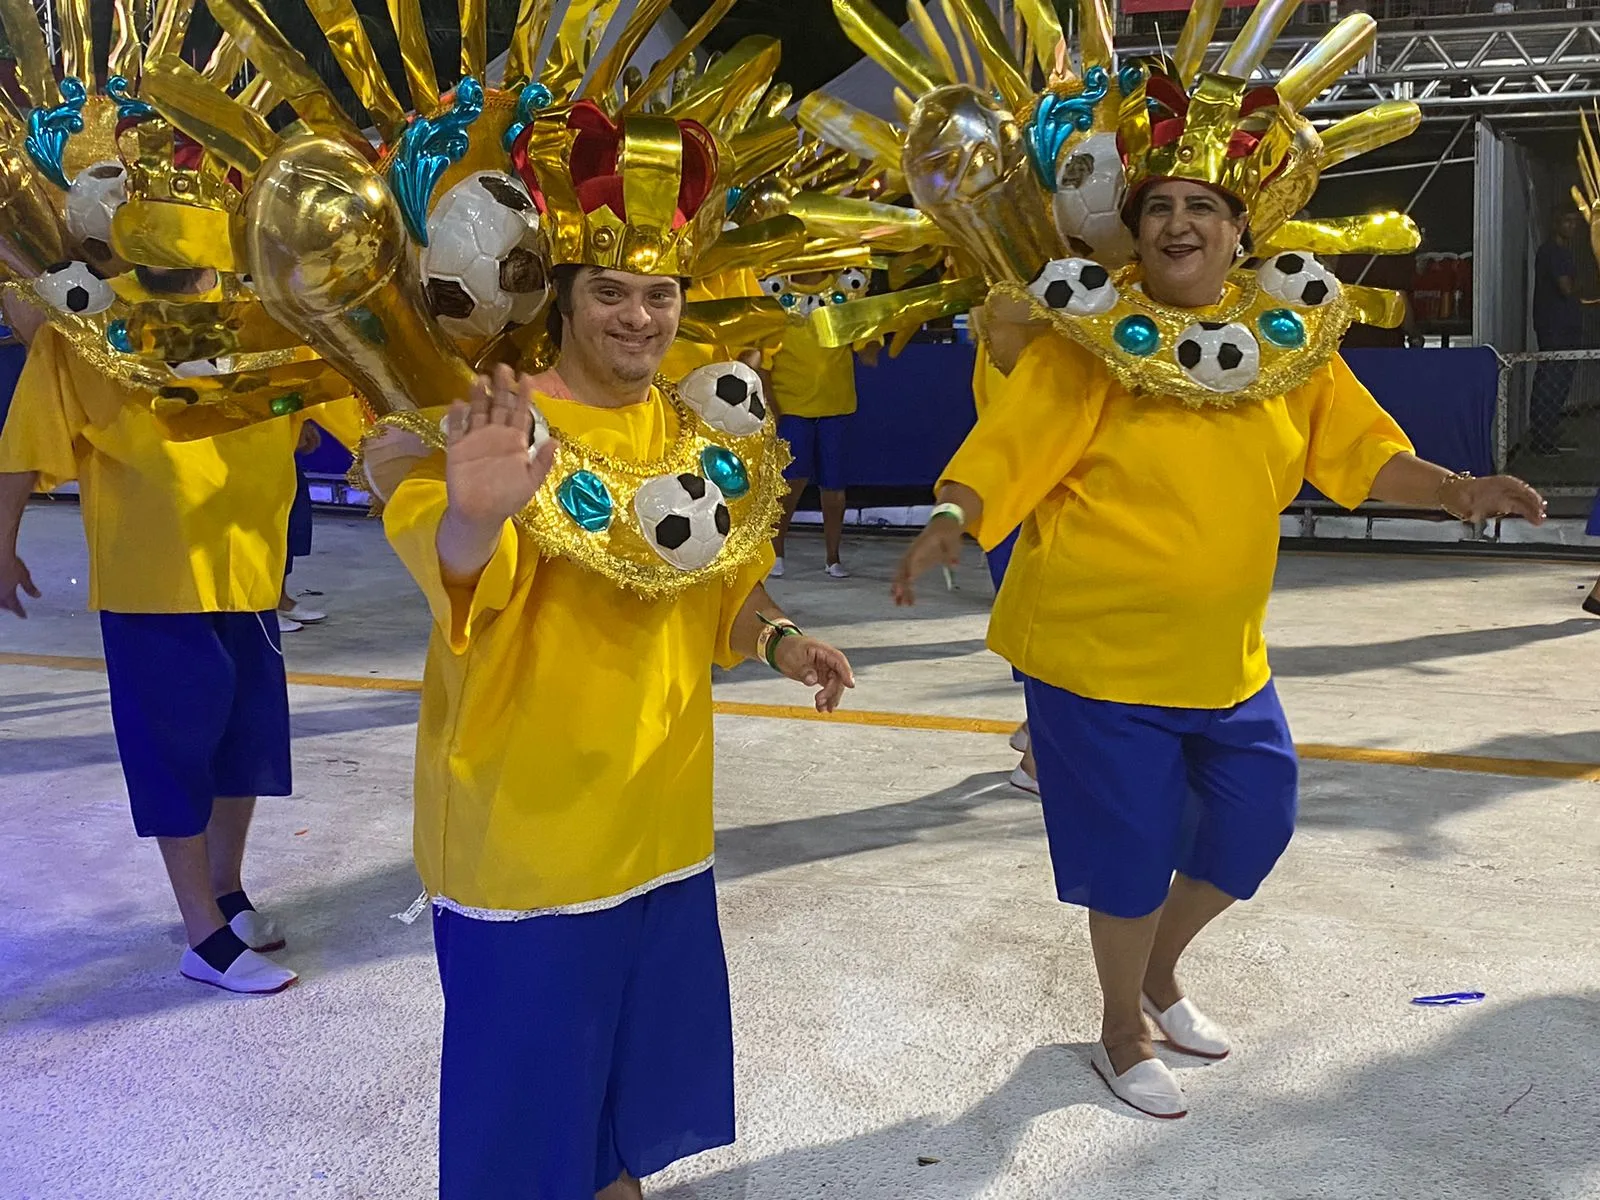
left=1234, top=242, right=1246, bottom=260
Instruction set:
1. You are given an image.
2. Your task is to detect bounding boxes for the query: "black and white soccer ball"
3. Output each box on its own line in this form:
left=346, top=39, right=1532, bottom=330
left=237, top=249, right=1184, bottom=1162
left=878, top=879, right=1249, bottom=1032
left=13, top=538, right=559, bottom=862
left=678, top=361, right=767, bottom=436
left=64, top=161, right=128, bottom=273
left=34, top=260, right=114, bottom=315
left=420, top=171, right=548, bottom=341
left=1051, top=132, right=1135, bottom=263
left=1028, top=257, right=1119, bottom=316
left=635, top=472, right=730, bottom=571
left=1174, top=321, right=1260, bottom=391
left=1256, top=252, right=1340, bottom=309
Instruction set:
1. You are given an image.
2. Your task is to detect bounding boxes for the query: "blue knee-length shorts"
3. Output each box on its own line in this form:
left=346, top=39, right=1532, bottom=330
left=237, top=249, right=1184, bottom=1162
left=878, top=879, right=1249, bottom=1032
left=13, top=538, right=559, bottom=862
left=1024, top=676, right=1299, bottom=919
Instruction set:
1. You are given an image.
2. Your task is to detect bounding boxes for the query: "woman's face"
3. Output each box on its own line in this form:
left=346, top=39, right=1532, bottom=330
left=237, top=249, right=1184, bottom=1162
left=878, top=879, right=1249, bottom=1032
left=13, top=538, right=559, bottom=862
left=1134, top=180, right=1247, bottom=308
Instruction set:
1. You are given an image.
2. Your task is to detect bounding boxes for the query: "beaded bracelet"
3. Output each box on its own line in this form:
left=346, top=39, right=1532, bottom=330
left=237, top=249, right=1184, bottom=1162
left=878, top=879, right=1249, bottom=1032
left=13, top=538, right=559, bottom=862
left=756, top=614, right=802, bottom=671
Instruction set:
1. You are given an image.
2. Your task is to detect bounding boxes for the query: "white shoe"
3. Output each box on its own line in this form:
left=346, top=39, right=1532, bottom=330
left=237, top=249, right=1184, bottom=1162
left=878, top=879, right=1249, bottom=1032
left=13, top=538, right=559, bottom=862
left=1142, top=994, right=1231, bottom=1059
left=769, top=557, right=785, bottom=578
left=824, top=562, right=850, bottom=579
left=1008, top=724, right=1031, bottom=754
left=229, top=909, right=286, bottom=953
left=282, top=605, right=326, bottom=625
left=277, top=614, right=303, bottom=634
left=1090, top=1042, right=1188, bottom=1119
left=179, top=947, right=298, bottom=995
left=1008, top=765, right=1040, bottom=795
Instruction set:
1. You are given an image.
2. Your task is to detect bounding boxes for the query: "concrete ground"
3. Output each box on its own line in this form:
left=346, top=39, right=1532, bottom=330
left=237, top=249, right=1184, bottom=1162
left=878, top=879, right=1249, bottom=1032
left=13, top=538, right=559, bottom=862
left=2, top=499, right=1599, bottom=1200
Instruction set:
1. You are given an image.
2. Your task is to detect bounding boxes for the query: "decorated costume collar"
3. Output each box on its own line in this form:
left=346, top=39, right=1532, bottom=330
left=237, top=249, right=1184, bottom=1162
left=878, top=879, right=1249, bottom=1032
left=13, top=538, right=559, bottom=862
left=991, top=252, right=1401, bottom=408
left=363, top=362, right=786, bottom=601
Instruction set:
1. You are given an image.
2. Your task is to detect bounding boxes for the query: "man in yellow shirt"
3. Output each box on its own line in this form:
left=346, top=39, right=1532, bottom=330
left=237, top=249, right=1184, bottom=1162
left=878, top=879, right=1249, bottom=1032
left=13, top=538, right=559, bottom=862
left=380, top=101, right=854, bottom=1199
left=769, top=307, right=875, bottom=579
left=0, top=269, right=324, bottom=996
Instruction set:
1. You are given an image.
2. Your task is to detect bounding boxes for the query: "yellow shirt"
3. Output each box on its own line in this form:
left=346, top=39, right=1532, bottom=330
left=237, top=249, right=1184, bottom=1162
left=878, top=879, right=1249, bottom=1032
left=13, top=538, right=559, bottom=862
left=941, top=333, right=1413, bottom=709
left=971, top=343, right=1005, bottom=417
left=770, top=320, right=858, bottom=418
left=0, top=326, right=321, bottom=614
left=659, top=268, right=773, bottom=382
left=383, top=388, right=774, bottom=915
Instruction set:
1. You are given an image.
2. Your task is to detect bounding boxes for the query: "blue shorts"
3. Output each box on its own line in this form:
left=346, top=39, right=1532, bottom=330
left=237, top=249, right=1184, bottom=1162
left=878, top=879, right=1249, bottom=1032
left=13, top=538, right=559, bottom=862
left=778, top=413, right=849, bottom=492
left=100, top=611, right=292, bottom=838
left=434, top=868, right=735, bottom=1200
left=1024, top=677, right=1299, bottom=919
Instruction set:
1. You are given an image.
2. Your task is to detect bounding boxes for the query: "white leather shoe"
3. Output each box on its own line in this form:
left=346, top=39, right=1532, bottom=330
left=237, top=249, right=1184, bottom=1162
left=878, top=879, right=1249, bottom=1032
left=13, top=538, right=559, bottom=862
left=229, top=909, right=286, bottom=953
left=1090, top=1042, right=1187, bottom=1119
left=1008, top=765, right=1040, bottom=795
left=1008, top=724, right=1030, bottom=754
left=769, top=556, right=785, bottom=578
left=1142, top=994, right=1231, bottom=1059
left=180, top=947, right=298, bottom=995
left=823, top=562, right=850, bottom=579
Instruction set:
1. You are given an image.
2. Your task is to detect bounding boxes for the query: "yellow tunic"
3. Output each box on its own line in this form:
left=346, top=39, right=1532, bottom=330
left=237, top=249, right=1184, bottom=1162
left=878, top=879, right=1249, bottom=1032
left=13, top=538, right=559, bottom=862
left=941, top=332, right=1413, bottom=710
left=769, top=320, right=858, bottom=419
left=0, top=326, right=339, bottom=614
left=382, top=388, right=774, bottom=915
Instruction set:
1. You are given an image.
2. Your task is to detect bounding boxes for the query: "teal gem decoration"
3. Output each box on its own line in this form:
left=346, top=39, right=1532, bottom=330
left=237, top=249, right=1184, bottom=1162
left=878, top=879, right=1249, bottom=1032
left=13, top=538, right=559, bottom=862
left=701, top=446, right=749, bottom=500
left=1113, top=315, right=1160, bottom=357
left=389, top=76, right=485, bottom=245
left=502, top=80, right=555, bottom=150
left=105, top=76, right=156, bottom=121
left=106, top=320, right=132, bottom=353
left=1025, top=66, right=1109, bottom=189
left=558, top=470, right=614, bottom=533
left=270, top=392, right=305, bottom=417
left=832, top=292, right=848, bottom=305
left=725, top=185, right=745, bottom=216
left=780, top=293, right=797, bottom=308
left=1258, top=307, right=1306, bottom=349
left=26, top=76, right=87, bottom=189
left=345, top=305, right=387, bottom=346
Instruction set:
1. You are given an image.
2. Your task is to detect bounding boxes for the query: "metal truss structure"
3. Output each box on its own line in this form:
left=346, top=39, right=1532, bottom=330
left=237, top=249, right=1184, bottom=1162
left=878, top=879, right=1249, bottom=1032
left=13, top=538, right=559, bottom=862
left=1119, top=18, right=1600, bottom=119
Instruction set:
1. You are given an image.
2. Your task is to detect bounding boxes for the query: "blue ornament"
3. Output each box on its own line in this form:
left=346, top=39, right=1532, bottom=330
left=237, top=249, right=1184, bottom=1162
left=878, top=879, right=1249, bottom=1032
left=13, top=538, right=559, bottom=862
left=501, top=80, right=554, bottom=150
left=701, top=446, right=749, bottom=500
left=345, top=305, right=387, bottom=346
left=1257, top=308, right=1306, bottom=349
left=1026, top=66, right=1110, bottom=190
left=26, top=76, right=87, bottom=189
left=558, top=470, right=614, bottom=532
left=1118, top=64, right=1145, bottom=97
left=388, top=76, right=485, bottom=246
left=832, top=292, right=848, bottom=305
left=106, top=320, right=132, bottom=353
left=105, top=76, right=156, bottom=122
left=1113, top=315, right=1160, bottom=356
left=725, top=185, right=745, bottom=216
left=780, top=293, right=797, bottom=308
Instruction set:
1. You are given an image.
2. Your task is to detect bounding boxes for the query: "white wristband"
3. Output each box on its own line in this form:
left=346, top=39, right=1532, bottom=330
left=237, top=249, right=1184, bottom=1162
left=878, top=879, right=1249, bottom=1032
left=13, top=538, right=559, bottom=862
left=929, top=501, right=967, bottom=529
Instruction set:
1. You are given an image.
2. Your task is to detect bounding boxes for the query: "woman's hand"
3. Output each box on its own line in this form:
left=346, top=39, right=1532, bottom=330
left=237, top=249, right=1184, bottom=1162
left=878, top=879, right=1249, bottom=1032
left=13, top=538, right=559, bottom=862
left=891, top=517, right=964, bottom=607
left=772, top=635, right=855, bottom=713
left=1441, top=473, right=1547, bottom=524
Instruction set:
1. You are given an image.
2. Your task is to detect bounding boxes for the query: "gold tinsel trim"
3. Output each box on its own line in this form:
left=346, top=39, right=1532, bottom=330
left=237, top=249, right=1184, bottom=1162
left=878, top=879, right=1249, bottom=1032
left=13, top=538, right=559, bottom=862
left=352, top=378, right=789, bottom=602
left=986, top=264, right=1369, bottom=409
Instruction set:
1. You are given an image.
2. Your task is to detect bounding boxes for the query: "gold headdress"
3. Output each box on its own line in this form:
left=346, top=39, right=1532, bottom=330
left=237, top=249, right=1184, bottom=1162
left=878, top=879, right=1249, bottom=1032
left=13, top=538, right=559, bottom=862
left=813, top=0, right=1427, bottom=403
left=1573, top=105, right=1600, bottom=269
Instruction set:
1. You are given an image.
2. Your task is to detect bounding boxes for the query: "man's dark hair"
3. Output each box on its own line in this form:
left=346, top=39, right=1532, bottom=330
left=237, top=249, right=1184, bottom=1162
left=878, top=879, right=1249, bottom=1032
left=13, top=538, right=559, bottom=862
left=543, top=266, right=689, bottom=349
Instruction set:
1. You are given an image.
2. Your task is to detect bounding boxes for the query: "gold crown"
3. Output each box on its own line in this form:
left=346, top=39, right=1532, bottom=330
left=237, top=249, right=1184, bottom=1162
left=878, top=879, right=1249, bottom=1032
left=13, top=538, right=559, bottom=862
left=112, top=117, right=246, bottom=272
left=514, top=101, right=726, bottom=277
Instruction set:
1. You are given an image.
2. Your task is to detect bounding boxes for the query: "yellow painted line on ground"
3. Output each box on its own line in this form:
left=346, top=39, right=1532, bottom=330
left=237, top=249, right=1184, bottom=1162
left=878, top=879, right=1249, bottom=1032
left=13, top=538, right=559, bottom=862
left=5, top=651, right=1598, bottom=781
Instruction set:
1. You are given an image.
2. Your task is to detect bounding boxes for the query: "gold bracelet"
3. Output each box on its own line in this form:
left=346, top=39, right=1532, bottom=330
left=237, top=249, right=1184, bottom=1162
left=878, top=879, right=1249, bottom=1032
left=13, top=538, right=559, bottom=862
left=1437, top=471, right=1474, bottom=521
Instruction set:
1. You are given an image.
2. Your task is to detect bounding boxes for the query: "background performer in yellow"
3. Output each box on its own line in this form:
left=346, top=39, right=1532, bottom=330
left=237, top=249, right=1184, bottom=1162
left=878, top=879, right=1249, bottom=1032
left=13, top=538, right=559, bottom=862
left=375, top=102, right=854, bottom=1199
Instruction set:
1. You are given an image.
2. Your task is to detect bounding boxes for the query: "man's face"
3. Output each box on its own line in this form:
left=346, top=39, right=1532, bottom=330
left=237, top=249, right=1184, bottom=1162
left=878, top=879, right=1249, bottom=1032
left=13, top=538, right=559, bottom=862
left=563, top=267, right=682, bottom=385
left=1558, top=212, right=1585, bottom=243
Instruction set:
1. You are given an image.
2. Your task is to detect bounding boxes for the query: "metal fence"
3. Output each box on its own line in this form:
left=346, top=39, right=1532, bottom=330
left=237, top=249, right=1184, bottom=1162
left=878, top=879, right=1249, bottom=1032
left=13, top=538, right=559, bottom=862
left=1495, top=348, right=1600, bottom=496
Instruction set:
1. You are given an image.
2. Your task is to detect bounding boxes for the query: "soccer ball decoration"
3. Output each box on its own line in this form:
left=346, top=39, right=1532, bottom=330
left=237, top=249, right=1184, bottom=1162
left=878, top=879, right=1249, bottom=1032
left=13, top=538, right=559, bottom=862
left=420, top=171, right=549, bottom=341
left=1029, top=258, right=1119, bottom=315
left=1174, top=321, right=1260, bottom=392
left=1256, top=252, right=1341, bottom=309
left=168, top=357, right=230, bottom=378
left=34, top=261, right=114, bottom=315
left=678, top=362, right=767, bottom=436
left=635, top=472, right=731, bottom=571
left=64, top=161, right=128, bottom=274
left=1052, top=133, right=1135, bottom=264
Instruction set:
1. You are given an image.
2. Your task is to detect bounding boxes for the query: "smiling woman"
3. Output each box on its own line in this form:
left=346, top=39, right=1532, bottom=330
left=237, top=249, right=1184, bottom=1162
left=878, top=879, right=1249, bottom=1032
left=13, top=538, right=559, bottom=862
left=1131, top=180, right=1248, bottom=309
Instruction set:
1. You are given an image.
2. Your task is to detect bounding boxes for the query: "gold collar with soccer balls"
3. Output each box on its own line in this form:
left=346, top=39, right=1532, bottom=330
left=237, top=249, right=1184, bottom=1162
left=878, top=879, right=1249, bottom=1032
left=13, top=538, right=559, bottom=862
left=759, top=267, right=871, bottom=318
left=988, top=252, right=1403, bottom=408
left=365, top=363, right=787, bottom=601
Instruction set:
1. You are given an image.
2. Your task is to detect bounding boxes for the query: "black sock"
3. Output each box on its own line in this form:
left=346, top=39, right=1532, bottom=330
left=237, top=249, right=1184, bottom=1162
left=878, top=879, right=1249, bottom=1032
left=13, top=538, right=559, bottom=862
left=216, top=891, right=254, bottom=922
left=193, top=926, right=249, bottom=973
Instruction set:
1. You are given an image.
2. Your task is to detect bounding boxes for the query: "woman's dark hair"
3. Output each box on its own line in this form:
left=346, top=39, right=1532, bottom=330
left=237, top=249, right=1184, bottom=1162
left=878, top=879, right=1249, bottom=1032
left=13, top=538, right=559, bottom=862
left=134, top=265, right=213, bottom=295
